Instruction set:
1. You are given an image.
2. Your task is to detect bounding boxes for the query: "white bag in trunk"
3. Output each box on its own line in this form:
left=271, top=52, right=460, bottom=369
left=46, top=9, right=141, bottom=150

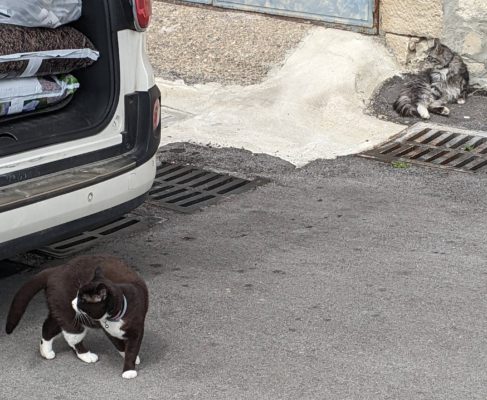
left=0, top=74, right=79, bottom=117
left=0, top=0, right=82, bottom=28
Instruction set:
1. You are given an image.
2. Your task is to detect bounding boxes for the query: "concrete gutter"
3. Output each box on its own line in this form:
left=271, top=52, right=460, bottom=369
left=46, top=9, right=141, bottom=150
left=157, top=27, right=406, bottom=167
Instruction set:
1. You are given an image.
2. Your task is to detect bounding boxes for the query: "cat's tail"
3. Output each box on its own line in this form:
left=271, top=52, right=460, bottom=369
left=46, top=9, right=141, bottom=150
left=5, top=270, right=49, bottom=334
left=393, top=95, right=421, bottom=117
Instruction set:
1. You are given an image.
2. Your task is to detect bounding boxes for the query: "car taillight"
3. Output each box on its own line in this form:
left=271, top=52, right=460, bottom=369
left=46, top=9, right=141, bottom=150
left=132, top=0, right=152, bottom=31
left=153, top=98, right=160, bottom=130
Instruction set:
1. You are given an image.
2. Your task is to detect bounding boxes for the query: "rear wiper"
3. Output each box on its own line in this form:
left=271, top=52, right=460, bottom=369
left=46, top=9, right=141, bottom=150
left=0, top=11, right=10, bottom=18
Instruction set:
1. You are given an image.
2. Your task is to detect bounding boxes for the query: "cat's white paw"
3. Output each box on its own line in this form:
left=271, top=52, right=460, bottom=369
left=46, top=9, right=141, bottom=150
left=40, top=339, right=55, bottom=360
left=122, top=370, right=138, bottom=379
left=119, top=351, right=140, bottom=365
left=77, top=351, right=99, bottom=363
left=40, top=347, right=56, bottom=360
left=441, top=107, right=450, bottom=115
left=457, top=98, right=466, bottom=104
left=417, top=104, right=430, bottom=119
left=42, top=350, right=56, bottom=360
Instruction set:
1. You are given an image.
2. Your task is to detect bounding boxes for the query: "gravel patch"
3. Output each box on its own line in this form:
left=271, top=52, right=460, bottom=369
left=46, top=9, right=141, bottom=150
left=147, top=0, right=311, bottom=85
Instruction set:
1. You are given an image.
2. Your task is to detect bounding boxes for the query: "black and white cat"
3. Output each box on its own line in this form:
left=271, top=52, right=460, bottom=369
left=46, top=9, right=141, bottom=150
left=5, top=255, right=148, bottom=379
left=394, top=39, right=469, bottom=119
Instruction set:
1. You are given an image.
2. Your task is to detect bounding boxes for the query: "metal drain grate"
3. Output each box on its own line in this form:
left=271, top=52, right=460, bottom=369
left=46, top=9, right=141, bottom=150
left=361, top=123, right=487, bottom=173
left=37, top=216, right=144, bottom=258
left=0, top=260, right=31, bottom=279
left=149, top=162, right=266, bottom=213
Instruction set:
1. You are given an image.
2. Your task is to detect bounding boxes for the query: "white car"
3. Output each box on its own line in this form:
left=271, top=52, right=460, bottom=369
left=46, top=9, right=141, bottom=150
left=0, top=0, right=160, bottom=258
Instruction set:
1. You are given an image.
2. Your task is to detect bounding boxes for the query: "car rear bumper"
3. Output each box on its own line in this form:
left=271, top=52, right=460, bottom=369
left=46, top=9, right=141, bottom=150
left=0, top=155, right=156, bottom=258
left=0, top=84, right=161, bottom=258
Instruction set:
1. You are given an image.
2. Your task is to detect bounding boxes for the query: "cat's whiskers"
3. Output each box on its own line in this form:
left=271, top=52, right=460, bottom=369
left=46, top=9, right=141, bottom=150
left=80, top=312, right=90, bottom=327
left=74, top=309, right=90, bottom=327
left=74, top=312, right=83, bottom=327
left=74, top=316, right=82, bottom=329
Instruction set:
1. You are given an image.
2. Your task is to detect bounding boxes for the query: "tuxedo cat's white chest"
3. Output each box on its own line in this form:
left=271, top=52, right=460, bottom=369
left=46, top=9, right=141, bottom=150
left=101, top=318, right=125, bottom=340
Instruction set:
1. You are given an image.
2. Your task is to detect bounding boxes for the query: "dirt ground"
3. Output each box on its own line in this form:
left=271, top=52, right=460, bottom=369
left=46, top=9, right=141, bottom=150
left=147, top=0, right=310, bottom=85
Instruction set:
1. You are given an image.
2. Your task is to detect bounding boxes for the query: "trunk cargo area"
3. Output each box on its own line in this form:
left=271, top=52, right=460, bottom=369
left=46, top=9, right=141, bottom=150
left=0, top=0, right=120, bottom=158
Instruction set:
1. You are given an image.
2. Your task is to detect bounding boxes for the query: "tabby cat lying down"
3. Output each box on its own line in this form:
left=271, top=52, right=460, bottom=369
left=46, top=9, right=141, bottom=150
left=5, top=255, right=148, bottom=379
left=394, top=39, right=469, bottom=119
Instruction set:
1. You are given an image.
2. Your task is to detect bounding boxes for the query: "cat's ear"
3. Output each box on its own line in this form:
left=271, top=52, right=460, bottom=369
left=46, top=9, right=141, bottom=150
left=93, top=266, right=104, bottom=281
left=94, top=283, right=107, bottom=302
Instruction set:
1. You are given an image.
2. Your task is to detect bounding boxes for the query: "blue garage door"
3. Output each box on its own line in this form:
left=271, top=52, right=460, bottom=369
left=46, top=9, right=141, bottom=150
left=186, top=0, right=377, bottom=30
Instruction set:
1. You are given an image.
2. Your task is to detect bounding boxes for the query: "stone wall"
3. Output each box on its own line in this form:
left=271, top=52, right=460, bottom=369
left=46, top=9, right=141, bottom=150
left=380, top=0, right=487, bottom=88
left=443, top=0, right=487, bottom=87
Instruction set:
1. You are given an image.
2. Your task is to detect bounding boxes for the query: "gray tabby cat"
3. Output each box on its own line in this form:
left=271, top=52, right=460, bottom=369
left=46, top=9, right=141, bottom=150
left=394, top=39, right=469, bottom=119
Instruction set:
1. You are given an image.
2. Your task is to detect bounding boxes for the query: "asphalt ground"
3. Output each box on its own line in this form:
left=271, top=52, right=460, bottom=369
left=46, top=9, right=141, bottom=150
left=2, top=143, right=487, bottom=399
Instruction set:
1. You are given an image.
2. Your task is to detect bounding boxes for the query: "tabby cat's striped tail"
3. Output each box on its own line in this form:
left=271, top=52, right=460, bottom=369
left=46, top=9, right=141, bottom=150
left=393, top=95, right=420, bottom=117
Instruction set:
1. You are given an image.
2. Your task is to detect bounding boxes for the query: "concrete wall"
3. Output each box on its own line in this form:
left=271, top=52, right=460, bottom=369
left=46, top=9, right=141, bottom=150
left=380, top=0, right=487, bottom=88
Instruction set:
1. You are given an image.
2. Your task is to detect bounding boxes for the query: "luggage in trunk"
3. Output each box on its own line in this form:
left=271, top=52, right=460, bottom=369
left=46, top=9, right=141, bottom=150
left=0, top=0, right=119, bottom=157
left=0, top=0, right=82, bottom=28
